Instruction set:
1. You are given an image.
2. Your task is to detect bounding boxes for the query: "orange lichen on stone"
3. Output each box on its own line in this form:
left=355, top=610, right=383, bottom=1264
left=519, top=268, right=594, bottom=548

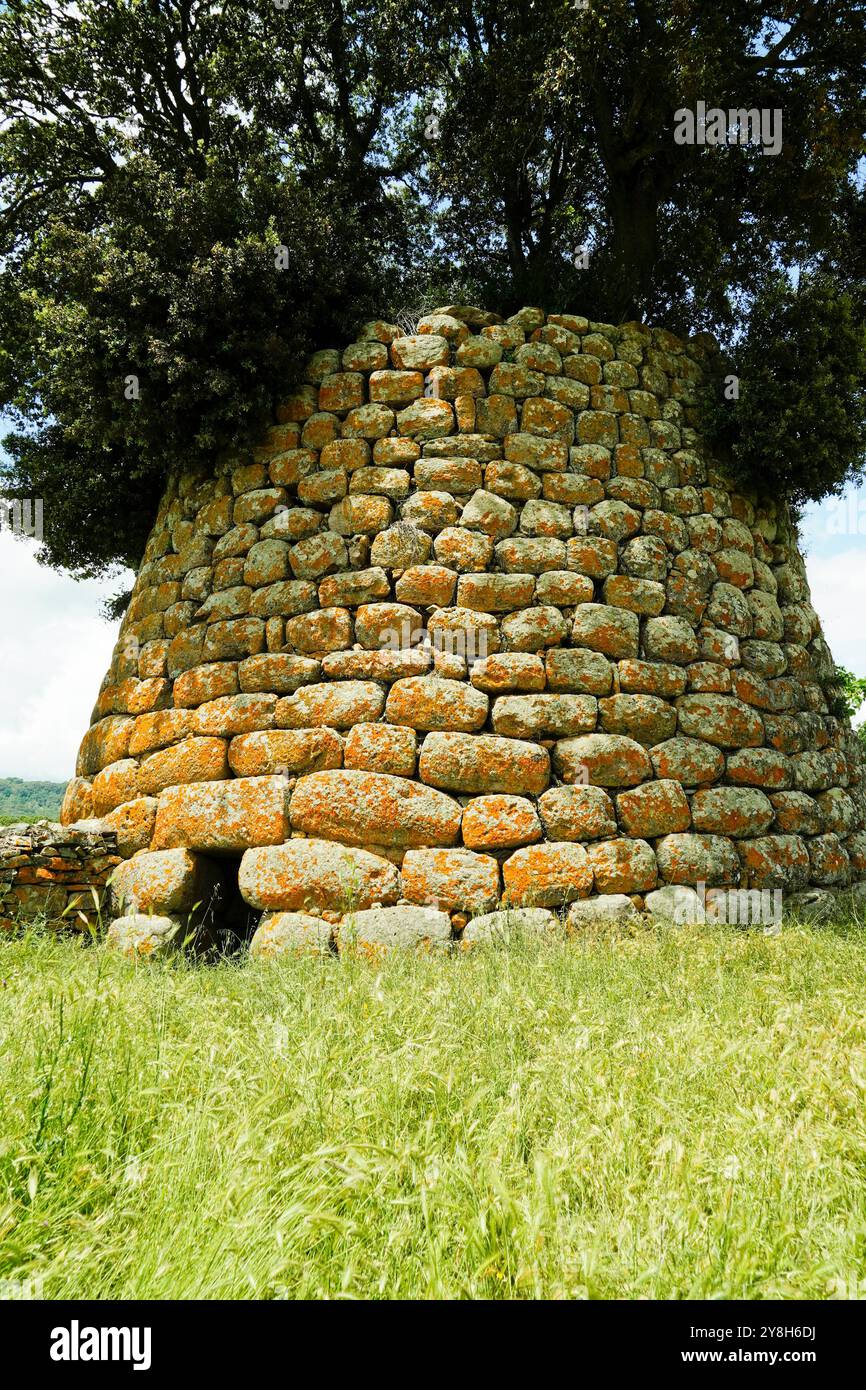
left=228, top=728, right=344, bottom=777
left=138, top=736, right=229, bottom=797
left=419, top=731, right=550, bottom=795
left=502, top=842, right=593, bottom=906
left=401, top=847, right=500, bottom=912
left=343, top=724, right=418, bottom=777
left=103, top=797, right=158, bottom=858
left=585, top=837, right=657, bottom=894
left=461, top=795, right=543, bottom=850
left=151, top=776, right=289, bottom=852
left=289, top=769, right=463, bottom=847
left=239, top=839, right=399, bottom=912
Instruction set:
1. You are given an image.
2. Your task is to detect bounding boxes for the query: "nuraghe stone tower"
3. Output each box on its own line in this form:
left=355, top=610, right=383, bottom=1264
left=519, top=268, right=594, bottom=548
left=58, top=305, right=866, bottom=955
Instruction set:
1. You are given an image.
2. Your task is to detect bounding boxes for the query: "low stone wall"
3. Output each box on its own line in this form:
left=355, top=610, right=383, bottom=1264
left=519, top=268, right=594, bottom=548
left=99, top=837, right=847, bottom=962
left=0, top=820, right=845, bottom=957
left=0, top=822, right=120, bottom=931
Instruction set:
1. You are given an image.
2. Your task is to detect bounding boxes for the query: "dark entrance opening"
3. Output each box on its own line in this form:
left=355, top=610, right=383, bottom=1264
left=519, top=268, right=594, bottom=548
left=195, top=856, right=258, bottom=959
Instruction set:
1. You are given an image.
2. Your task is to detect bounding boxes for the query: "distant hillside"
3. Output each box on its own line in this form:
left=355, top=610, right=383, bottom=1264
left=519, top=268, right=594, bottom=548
left=0, top=777, right=65, bottom=824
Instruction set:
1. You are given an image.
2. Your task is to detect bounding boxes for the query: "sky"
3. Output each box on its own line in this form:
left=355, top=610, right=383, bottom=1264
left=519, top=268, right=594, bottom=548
left=1, top=477, right=865, bottom=783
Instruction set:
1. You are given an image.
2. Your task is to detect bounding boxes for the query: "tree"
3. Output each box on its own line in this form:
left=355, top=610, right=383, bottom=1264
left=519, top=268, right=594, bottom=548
left=422, top=1, right=866, bottom=327
left=0, top=0, right=427, bottom=576
left=702, top=272, right=866, bottom=505
left=829, top=665, right=866, bottom=718
left=3, top=160, right=380, bottom=575
left=0, top=777, right=65, bottom=823
left=828, top=668, right=866, bottom=754
left=2, top=1, right=865, bottom=579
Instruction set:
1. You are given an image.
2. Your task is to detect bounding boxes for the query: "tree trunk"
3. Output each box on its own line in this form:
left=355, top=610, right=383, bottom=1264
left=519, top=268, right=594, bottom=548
left=603, top=165, right=662, bottom=321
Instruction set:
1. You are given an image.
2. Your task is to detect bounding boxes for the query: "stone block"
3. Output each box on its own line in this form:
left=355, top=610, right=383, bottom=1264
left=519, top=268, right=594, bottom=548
left=616, top=780, right=691, bottom=837
left=138, top=737, right=229, bottom=797
left=537, top=785, right=617, bottom=841
left=250, top=912, right=335, bottom=958
left=152, top=776, right=289, bottom=853
left=567, top=895, right=642, bottom=929
left=107, top=914, right=185, bottom=959
left=111, top=847, right=222, bottom=916
left=344, top=724, right=418, bottom=777
left=572, top=604, right=639, bottom=659
left=690, top=787, right=774, bottom=837
left=385, top=676, right=489, bottom=732
left=339, top=905, right=452, bottom=953
left=677, top=694, right=764, bottom=748
left=228, top=729, right=343, bottom=777
left=419, top=731, right=550, bottom=795
left=491, top=693, right=597, bottom=739
left=598, top=693, right=677, bottom=745
left=275, top=681, right=385, bottom=730
left=402, top=848, right=501, bottom=913
left=656, top=833, right=741, bottom=886
left=289, top=769, right=462, bottom=847
left=461, top=908, right=560, bottom=946
left=103, top=797, right=158, bottom=858
left=502, top=843, right=592, bottom=906
left=553, top=733, right=651, bottom=787
left=461, top=795, right=543, bottom=850
left=239, top=839, right=399, bottom=912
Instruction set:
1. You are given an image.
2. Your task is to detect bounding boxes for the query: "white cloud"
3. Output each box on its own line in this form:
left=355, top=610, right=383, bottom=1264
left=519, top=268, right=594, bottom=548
left=0, top=534, right=131, bottom=781
left=799, top=547, right=866, bottom=725
left=799, top=482, right=866, bottom=721
left=804, top=548, right=866, bottom=666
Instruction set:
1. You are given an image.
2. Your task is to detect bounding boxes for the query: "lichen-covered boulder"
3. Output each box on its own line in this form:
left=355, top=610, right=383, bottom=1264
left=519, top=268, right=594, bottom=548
left=537, top=785, right=617, bottom=841
left=289, top=769, right=463, bottom=847
left=152, top=776, right=289, bottom=852
left=567, top=895, right=642, bottom=929
left=737, top=835, right=810, bottom=890
left=419, top=731, right=550, bottom=795
left=585, top=837, right=657, bottom=894
left=554, top=734, right=651, bottom=787
left=616, top=780, right=691, bottom=837
left=338, top=905, right=452, bottom=954
left=461, top=795, right=543, bottom=849
left=106, top=913, right=185, bottom=959
left=650, top=738, right=725, bottom=786
left=676, top=695, right=764, bottom=748
left=460, top=907, right=560, bottom=947
left=689, top=787, right=775, bottom=838
left=239, top=839, right=400, bottom=913
left=110, top=847, right=222, bottom=916
left=401, top=847, right=501, bottom=913
left=656, top=834, right=741, bottom=886
left=250, top=912, right=335, bottom=958
left=645, top=884, right=705, bottom=925
left=503, top=842, right=593, bottom=906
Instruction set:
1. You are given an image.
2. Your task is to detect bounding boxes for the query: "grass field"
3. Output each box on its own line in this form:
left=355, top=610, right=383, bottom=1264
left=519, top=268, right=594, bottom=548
left=1, top=911, right=865, bottom=1300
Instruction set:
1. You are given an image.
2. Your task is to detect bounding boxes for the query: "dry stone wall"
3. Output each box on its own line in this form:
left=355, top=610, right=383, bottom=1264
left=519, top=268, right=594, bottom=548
left=55, top=304, right=866, bottom=951
left=0, top=822, right=120, bottom=932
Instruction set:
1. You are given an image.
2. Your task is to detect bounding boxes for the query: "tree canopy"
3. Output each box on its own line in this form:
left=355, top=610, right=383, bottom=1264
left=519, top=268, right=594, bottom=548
left=0, top=777, right=64, bottom=822
left=1, top=0, right=864, bottom=576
